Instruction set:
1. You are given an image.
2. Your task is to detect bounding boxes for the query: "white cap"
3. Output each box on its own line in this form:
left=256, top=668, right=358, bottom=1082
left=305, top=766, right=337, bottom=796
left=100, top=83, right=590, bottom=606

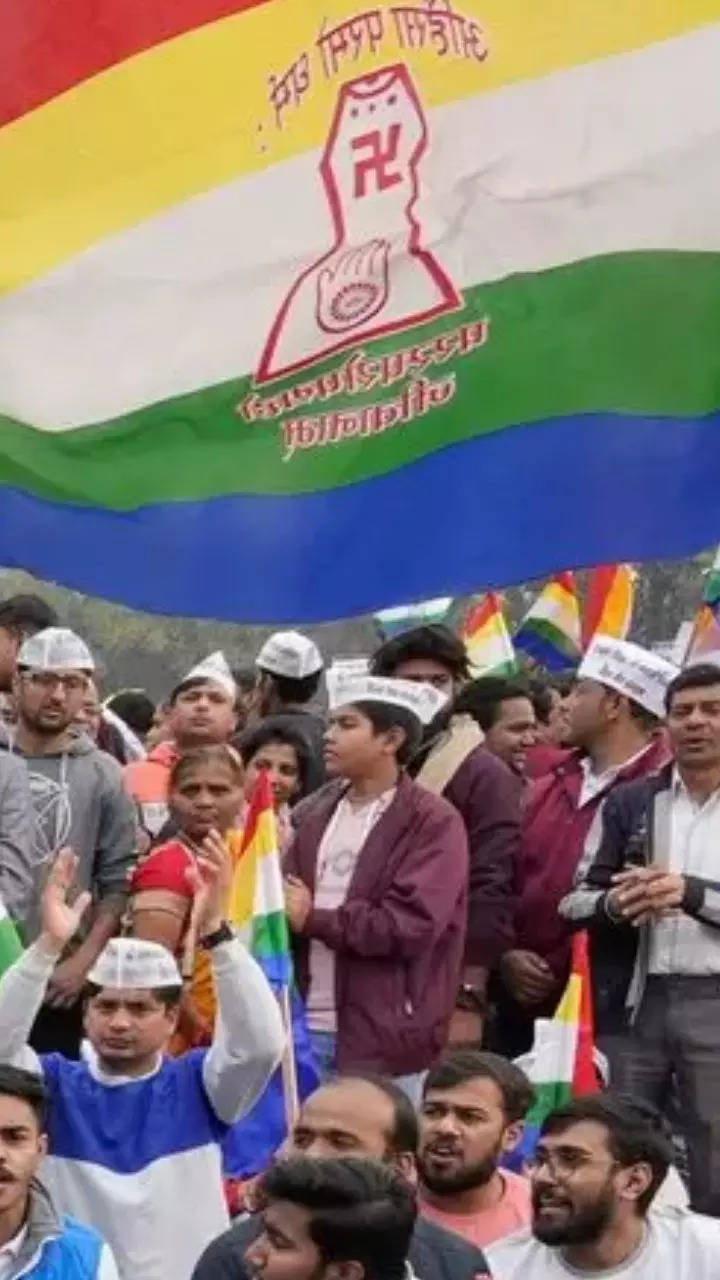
left=579, top=634, right=677, bottom=719
left=327, top=669, right=448, bottom=726
left=17, top=627, right=95, bottom=673
left=87, top=938, right=182, bottom=989
left=181, top=651, right=235, bottom=701
left=257, top=631, right=323, bottom=680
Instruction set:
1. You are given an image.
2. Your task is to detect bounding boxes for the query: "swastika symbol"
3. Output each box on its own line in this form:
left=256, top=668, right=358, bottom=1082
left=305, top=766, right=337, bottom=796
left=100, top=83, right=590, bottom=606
left=351, top=125, right=403, bottom=198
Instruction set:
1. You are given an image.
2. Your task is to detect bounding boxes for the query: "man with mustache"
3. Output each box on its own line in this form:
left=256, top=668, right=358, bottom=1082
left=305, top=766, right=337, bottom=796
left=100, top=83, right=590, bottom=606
left=418, top=1050, right=534, bottom=1247
left=560, top=663, right=720, bottom=1216
left=0, top=1063, right=117, bottom=1279
left=192, top=1074, right=490, bottom=1280
left=487, top=1095, right=720, bottom=1279
left=125, top=652, right=238, bottom=841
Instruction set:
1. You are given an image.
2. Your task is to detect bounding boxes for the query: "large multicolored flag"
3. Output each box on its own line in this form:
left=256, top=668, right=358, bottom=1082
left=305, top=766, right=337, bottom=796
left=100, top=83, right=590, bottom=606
left=462, top=593, right=516, bottom=676
left=223, top=772, right=318, bottom=1177
left=583, top=565, right=636, bottom=647
left=514, top=573, right=582, bottom=671
left=508, top=931, right=599, bottom=1170
left=2, top=5, right=720, bottom=621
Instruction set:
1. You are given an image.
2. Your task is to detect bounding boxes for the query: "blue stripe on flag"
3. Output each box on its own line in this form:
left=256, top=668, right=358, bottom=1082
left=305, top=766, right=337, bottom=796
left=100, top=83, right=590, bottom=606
left=2, top=409, right=719, bottom=621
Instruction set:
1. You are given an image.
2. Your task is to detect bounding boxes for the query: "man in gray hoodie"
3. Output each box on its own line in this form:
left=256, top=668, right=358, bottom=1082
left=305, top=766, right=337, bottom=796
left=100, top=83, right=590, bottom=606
left=8, top=627, right=137, bottom=1055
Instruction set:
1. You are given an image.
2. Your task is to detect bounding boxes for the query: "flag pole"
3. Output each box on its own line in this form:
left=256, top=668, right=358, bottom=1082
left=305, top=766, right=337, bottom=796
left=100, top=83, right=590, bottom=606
left=278, top=985, right=299, bottom=1128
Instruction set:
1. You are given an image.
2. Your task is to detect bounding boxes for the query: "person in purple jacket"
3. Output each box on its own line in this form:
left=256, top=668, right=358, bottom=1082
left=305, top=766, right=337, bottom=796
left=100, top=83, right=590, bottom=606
left=283, top=668, right=469, bottom=1101
left=370, top=626, right=523, bottom=1046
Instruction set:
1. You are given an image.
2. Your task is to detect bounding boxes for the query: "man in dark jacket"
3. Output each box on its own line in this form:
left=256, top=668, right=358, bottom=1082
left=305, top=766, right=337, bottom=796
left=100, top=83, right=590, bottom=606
left=495, top=635, right=675, bottom=1057
left=191, top=1074, right=490, bottom=1280
left=561, top=662, right=720, bottom=1216
left=284, top=669, right=468, bottom=1093
left=370, top=626, right=522, bottom=1045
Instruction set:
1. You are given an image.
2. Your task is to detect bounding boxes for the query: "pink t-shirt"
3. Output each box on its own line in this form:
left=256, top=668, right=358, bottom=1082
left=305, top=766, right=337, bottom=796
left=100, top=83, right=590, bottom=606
left=420, top=1170, right=532, bottom=1248
left=307, top=790, right=395, bottom=1032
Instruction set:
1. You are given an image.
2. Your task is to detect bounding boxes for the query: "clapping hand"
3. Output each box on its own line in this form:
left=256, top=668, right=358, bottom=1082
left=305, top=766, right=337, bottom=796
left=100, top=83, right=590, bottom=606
left=186, top=829, right=233, bottom=936
left=608, top=866, right=686, bottom=926
left=284, top=877, right=312, bottom=932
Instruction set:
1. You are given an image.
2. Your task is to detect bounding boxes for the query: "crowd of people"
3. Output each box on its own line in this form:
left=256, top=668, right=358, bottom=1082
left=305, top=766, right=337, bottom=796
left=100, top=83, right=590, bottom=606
left=0, top=591, right=719, bottom=1276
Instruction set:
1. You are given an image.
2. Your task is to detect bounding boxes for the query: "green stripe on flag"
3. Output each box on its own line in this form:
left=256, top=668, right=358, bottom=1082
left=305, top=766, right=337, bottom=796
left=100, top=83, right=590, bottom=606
left=0, top=910, right=22, bottom=974
left=0, top=250, right=719, bottom=506
left=251, top=909, right=291, bottom=960
left=520, top=618, right=580, bottom=659
left=525, top=1079, right=574, bottom=1129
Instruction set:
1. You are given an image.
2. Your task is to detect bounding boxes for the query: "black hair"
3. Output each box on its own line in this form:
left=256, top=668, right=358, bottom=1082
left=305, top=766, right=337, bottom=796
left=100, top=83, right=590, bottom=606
left=327, top=1073, right=419, bottom=1155
left=169, top=675, right=236, bottom=706
left=0, top=1064, right=47, bottom=1129
left=0, top=595, right=57, bottom=639
left=84, top=983, right=183, bottom=1011
left=352, top=700, right=422, bottom=766
left=665, top=662, right=720, bottom=713
left=238, top=717, right=314, bottom=800
left=259, top=668, right=322, bottom=707
left=233, top=666, right=258, bottom=695
left=168, top=743, right=244, bottom=791
left=627, top=701, right=661, bottom=733
left=370, top=625, right=470, bottom=682
left=424, top=1049, right=535, bottom=1124
left=528, top=677, right=555, bottom=726
left=105, top=690, right=156, bottom=737
left=451, top=676, right=532, bottom=733
left=552, top=672, right=577, bottom=698
left=540, top=1094, right=673, bottom=1213
left=258, top=1157, right=416, bottom=1280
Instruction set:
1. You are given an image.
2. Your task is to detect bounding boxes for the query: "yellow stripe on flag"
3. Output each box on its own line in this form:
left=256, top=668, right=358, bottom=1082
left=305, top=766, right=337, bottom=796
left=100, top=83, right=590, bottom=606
left=1, top=0, right=718, bottom=294
left=553, top=972, right=582, bottom=1026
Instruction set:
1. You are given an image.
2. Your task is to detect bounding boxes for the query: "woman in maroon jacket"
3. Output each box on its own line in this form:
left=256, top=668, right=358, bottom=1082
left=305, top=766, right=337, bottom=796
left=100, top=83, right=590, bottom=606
left=283, top=670, right=469, bottom=1100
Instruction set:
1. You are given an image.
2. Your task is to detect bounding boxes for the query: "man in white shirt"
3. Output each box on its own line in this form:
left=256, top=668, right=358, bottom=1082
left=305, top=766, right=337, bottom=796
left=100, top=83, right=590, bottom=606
left=561, top=662, right=720, bottom=1214
left=0, top=839, right=285, bottom=1280
left=487, top=1094, right=720, bottom=1279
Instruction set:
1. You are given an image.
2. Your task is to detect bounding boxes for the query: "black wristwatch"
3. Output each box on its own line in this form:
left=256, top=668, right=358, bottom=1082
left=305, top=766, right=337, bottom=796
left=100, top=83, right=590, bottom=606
left=198, top=920, right=234, bottom=951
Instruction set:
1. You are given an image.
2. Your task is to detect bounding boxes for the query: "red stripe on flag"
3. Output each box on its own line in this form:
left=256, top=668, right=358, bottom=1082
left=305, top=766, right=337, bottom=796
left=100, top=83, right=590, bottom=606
left=582, top=565, right=619, bottom=648
left=0, top=0, right=271, bottom=127
left=238, top=766, right=274, bottom=859
left=572, top=931, right=599, bottom=1095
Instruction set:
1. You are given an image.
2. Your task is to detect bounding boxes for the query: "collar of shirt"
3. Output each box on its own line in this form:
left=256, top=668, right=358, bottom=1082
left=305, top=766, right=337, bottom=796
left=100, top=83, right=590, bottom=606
left=671, top=766, right=720, bottom=811
left=0, top=1224, right=26, bottom=1264
left=342, top=786, right=396, bottom=815
left=81, top=1039, right=163, bottom=1087
left=578, top=744, right=653, bottom=808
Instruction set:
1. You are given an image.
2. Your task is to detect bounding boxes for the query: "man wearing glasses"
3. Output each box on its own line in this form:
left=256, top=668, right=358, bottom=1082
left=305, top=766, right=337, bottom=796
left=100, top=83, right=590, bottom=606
left=8, top=628, right=137, bottom=1055
left=487, top=1095, right=720, bottom=1278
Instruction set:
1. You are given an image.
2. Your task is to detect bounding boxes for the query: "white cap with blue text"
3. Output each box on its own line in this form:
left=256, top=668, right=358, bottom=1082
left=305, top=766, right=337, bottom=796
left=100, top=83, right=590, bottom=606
left=88, top=938, right=182, bottom=989
left=327, top=667, right=448, bottom=726
left=257, top=630, right=323, bottom=679
left=579, top=634, right=677, bottom=719
left=17, top=627, right=95, bottom=673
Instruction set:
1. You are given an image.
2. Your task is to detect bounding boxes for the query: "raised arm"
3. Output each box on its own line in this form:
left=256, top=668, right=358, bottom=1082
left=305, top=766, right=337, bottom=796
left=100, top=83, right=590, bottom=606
left=189, top=832, right=285, bottom=1124
left=0, top=850, right=91, bottom=1062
